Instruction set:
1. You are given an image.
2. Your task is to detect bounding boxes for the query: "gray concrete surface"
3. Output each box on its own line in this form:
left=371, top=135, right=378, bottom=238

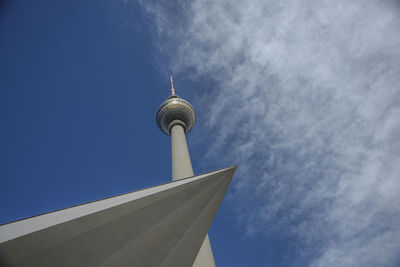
left=0, top=166, right=236, bottom=267
left=171, top=122, right=194, bottom=180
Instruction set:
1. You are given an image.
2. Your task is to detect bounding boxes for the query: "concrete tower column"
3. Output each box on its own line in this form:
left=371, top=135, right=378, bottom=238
left=170, top=120, right=194, bottom=180
left=169, top=120, right=216, bottom=267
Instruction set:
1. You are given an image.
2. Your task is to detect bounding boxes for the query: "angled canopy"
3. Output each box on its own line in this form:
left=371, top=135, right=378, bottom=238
left=0, top=166, right=236, bottom=267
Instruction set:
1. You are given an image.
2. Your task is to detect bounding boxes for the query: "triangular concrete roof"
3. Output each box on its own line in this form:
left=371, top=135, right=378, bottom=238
left=0, top=166, right=236, bottom=267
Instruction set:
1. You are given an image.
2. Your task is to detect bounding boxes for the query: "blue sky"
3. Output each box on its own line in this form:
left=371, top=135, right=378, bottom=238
left=1, top=1, right=400, bottom=266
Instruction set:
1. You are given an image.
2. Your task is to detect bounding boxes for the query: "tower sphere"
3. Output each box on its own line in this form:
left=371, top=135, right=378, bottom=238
left=156, top=95, right=196, bottom=135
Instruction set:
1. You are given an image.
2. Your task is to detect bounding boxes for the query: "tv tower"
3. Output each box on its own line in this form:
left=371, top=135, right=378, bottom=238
left=156, top=76, right=216, bottom=266
left=0, top=75, right=236, bottom=267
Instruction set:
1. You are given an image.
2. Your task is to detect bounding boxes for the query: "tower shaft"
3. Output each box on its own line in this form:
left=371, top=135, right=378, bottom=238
left=171, top=121, right=194, bottom=180
left=170, top=120, right=216, bottom=267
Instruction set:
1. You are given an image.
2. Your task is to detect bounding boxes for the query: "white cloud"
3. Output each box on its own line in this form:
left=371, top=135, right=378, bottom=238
left=142, top=0, right=400, bottom=266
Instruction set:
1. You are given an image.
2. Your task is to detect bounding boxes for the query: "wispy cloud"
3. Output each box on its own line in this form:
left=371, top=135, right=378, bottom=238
left=141, top=0, right=400, bottom=266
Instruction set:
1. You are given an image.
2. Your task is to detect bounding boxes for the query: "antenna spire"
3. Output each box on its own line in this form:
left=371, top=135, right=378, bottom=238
left=170, top=75, right=176, bottom=96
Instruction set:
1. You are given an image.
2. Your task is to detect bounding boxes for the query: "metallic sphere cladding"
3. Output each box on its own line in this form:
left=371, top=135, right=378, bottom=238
left=156, top=95, right=196, bottom=136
